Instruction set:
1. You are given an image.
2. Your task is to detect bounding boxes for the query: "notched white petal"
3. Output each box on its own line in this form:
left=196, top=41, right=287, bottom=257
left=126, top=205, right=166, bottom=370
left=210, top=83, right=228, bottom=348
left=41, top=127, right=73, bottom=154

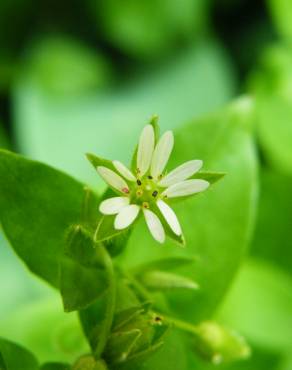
left=137, top=125, right=155, bottom=176
left=143, top=209, right=165, bottom=244
left=162, top=179, right=210, bottom=198
left=97, top=166, right=129, bottom=193
left=113, top=160, right=136, bottom=182
left=159, top=160, right=203, bottom=187
left=99, top=197, right=130, bottom=215
left=157, top=200, right=182, bottom=236
left=151, top=131, right=174, bottom=179
left=114, top=205, right=140, bottom=230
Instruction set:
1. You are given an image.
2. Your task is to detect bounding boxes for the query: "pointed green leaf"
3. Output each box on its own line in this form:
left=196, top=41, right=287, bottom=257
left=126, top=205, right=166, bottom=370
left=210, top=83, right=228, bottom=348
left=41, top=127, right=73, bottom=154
left=60, top=225, right=109, bottom=312
left=191, top=171, right=226, bottom=184
left=0, top=149, right=93, bottom=287
left=86, top=153, right=116, bottom=172
left=0, top=338, right=39, bottom=370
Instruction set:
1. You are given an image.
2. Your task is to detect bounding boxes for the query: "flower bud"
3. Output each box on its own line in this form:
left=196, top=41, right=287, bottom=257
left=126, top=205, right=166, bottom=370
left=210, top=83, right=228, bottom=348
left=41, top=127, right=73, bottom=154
left=104, top=304, right=169, bottom=365
left=73, top=355, right=108, bottom=370
left=194, top=321, right=251, bottom=364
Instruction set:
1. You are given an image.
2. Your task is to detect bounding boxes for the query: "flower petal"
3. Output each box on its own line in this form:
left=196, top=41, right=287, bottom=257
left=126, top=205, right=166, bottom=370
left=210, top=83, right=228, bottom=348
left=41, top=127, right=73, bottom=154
left=113, top=160, right=136, bottom=182
left=137, top=125, right=155, bottom=176
left=162, top=179, right=209, bottom=198
left=158, top=160, right=203, bottom=187
left=99, top=197, right=130, bottom=215
left=157, top=200, right=182, bottom=236
left=97, top=166, right=129, bottom=193
left=150, top=131, right=174, bottom=179
left=114, top=205, right=140, bottom=230
left=143, top=209, right=165, bottom=244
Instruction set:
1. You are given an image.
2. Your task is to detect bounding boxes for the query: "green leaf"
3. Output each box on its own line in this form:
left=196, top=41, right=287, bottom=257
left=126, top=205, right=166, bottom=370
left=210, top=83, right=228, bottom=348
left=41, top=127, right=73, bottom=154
left=251, top=44, right=292, bottom=176
left=0, top=149, right=93, bottom=287
left=60, top=225, right=109, bottom=312
left=0, top=338, right=39, bottom=370
left=40, top=363, right=70, bottom=370
left=24, top=36, right=112, bottom=96
left=119, top=96, right=258, bottom=322
left=217, top=259, right=292, bottom=351
left=0, top=123, right=9, bottom=149
left=268, top=0, right=292, bottom=40
left=251, top=168, right=292, bottom=275
left=0, top=296, right=89, bottom=364
left=138, top=270, right=199, bottom=291
left=88, top=0, right=208, bottom=59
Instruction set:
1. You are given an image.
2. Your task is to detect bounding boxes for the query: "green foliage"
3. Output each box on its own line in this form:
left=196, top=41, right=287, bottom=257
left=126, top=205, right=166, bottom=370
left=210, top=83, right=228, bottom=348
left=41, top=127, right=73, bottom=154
left=25, top=36, right=112, bottom=96
left=268, top=0, right=292, bottom=40
left=0, top=297, right=89, bottom=364
left=251, top=169, right=292, bottom=275
left=0, top=149, right=93, bottom=288
left=0, top=124, right=9, bottom=149
left=251, top=44, right=292, bottom=176
left=40, top=363, right=70, bottom=370
left=89, top=0, right=208, bottom=59
left=0, top=338, right=39, bottom=370
left=217, top=259, right=292, bottom=352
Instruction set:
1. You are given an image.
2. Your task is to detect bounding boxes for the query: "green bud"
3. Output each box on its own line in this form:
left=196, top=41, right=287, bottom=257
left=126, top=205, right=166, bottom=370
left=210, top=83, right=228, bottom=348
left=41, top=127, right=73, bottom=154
left=73, top=355, right=108, bottom=370
left=139, top=270, right=199, bottom=291
left=194, top=321, right=251, bottom=364
left=104, top=304, right=169, bottom=365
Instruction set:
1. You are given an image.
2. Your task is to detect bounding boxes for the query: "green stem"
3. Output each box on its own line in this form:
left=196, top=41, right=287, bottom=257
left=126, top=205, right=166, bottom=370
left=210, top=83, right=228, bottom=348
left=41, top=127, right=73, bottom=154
left=163, top=315, right=199, bottom=337
left=121, top=269, right=200, bottom=338
left=94, top=244, right=116, bottom=359
left=121, top=269, right=153, bottom=303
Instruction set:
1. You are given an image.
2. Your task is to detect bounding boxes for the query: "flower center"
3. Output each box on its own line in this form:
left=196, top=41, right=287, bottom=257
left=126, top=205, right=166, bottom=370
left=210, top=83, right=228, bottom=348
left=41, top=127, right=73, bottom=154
left=131, top=176, right=161, bottom=206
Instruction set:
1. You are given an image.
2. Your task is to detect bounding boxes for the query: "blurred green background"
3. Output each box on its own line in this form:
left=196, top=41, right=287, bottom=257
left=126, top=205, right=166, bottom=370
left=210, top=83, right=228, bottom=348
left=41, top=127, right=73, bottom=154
left=0, top=0, right=292, bottom=369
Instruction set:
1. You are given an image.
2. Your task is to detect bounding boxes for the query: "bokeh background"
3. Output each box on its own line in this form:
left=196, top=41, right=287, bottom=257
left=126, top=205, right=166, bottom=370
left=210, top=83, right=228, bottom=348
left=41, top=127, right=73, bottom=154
left=0, top=0, right=292, bottom=369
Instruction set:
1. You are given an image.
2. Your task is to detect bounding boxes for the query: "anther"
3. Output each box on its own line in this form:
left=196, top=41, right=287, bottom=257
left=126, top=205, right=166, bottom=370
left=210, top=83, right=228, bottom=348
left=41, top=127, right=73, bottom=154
left=142, top=202, right=150, bottom=209
left=152, top=190, right=158, bottom=197
left=122, top=187, right=129, bottom=194
left=148, top=175, right=153, bottom=179
left=137, top=179, right=142, bottom=186
left=136, top=189, right=143, bottom=197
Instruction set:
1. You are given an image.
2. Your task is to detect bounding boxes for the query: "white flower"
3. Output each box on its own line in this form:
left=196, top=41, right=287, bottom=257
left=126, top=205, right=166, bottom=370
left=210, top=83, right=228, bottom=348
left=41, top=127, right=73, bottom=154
left=96, top=122, right=210, bottom=244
